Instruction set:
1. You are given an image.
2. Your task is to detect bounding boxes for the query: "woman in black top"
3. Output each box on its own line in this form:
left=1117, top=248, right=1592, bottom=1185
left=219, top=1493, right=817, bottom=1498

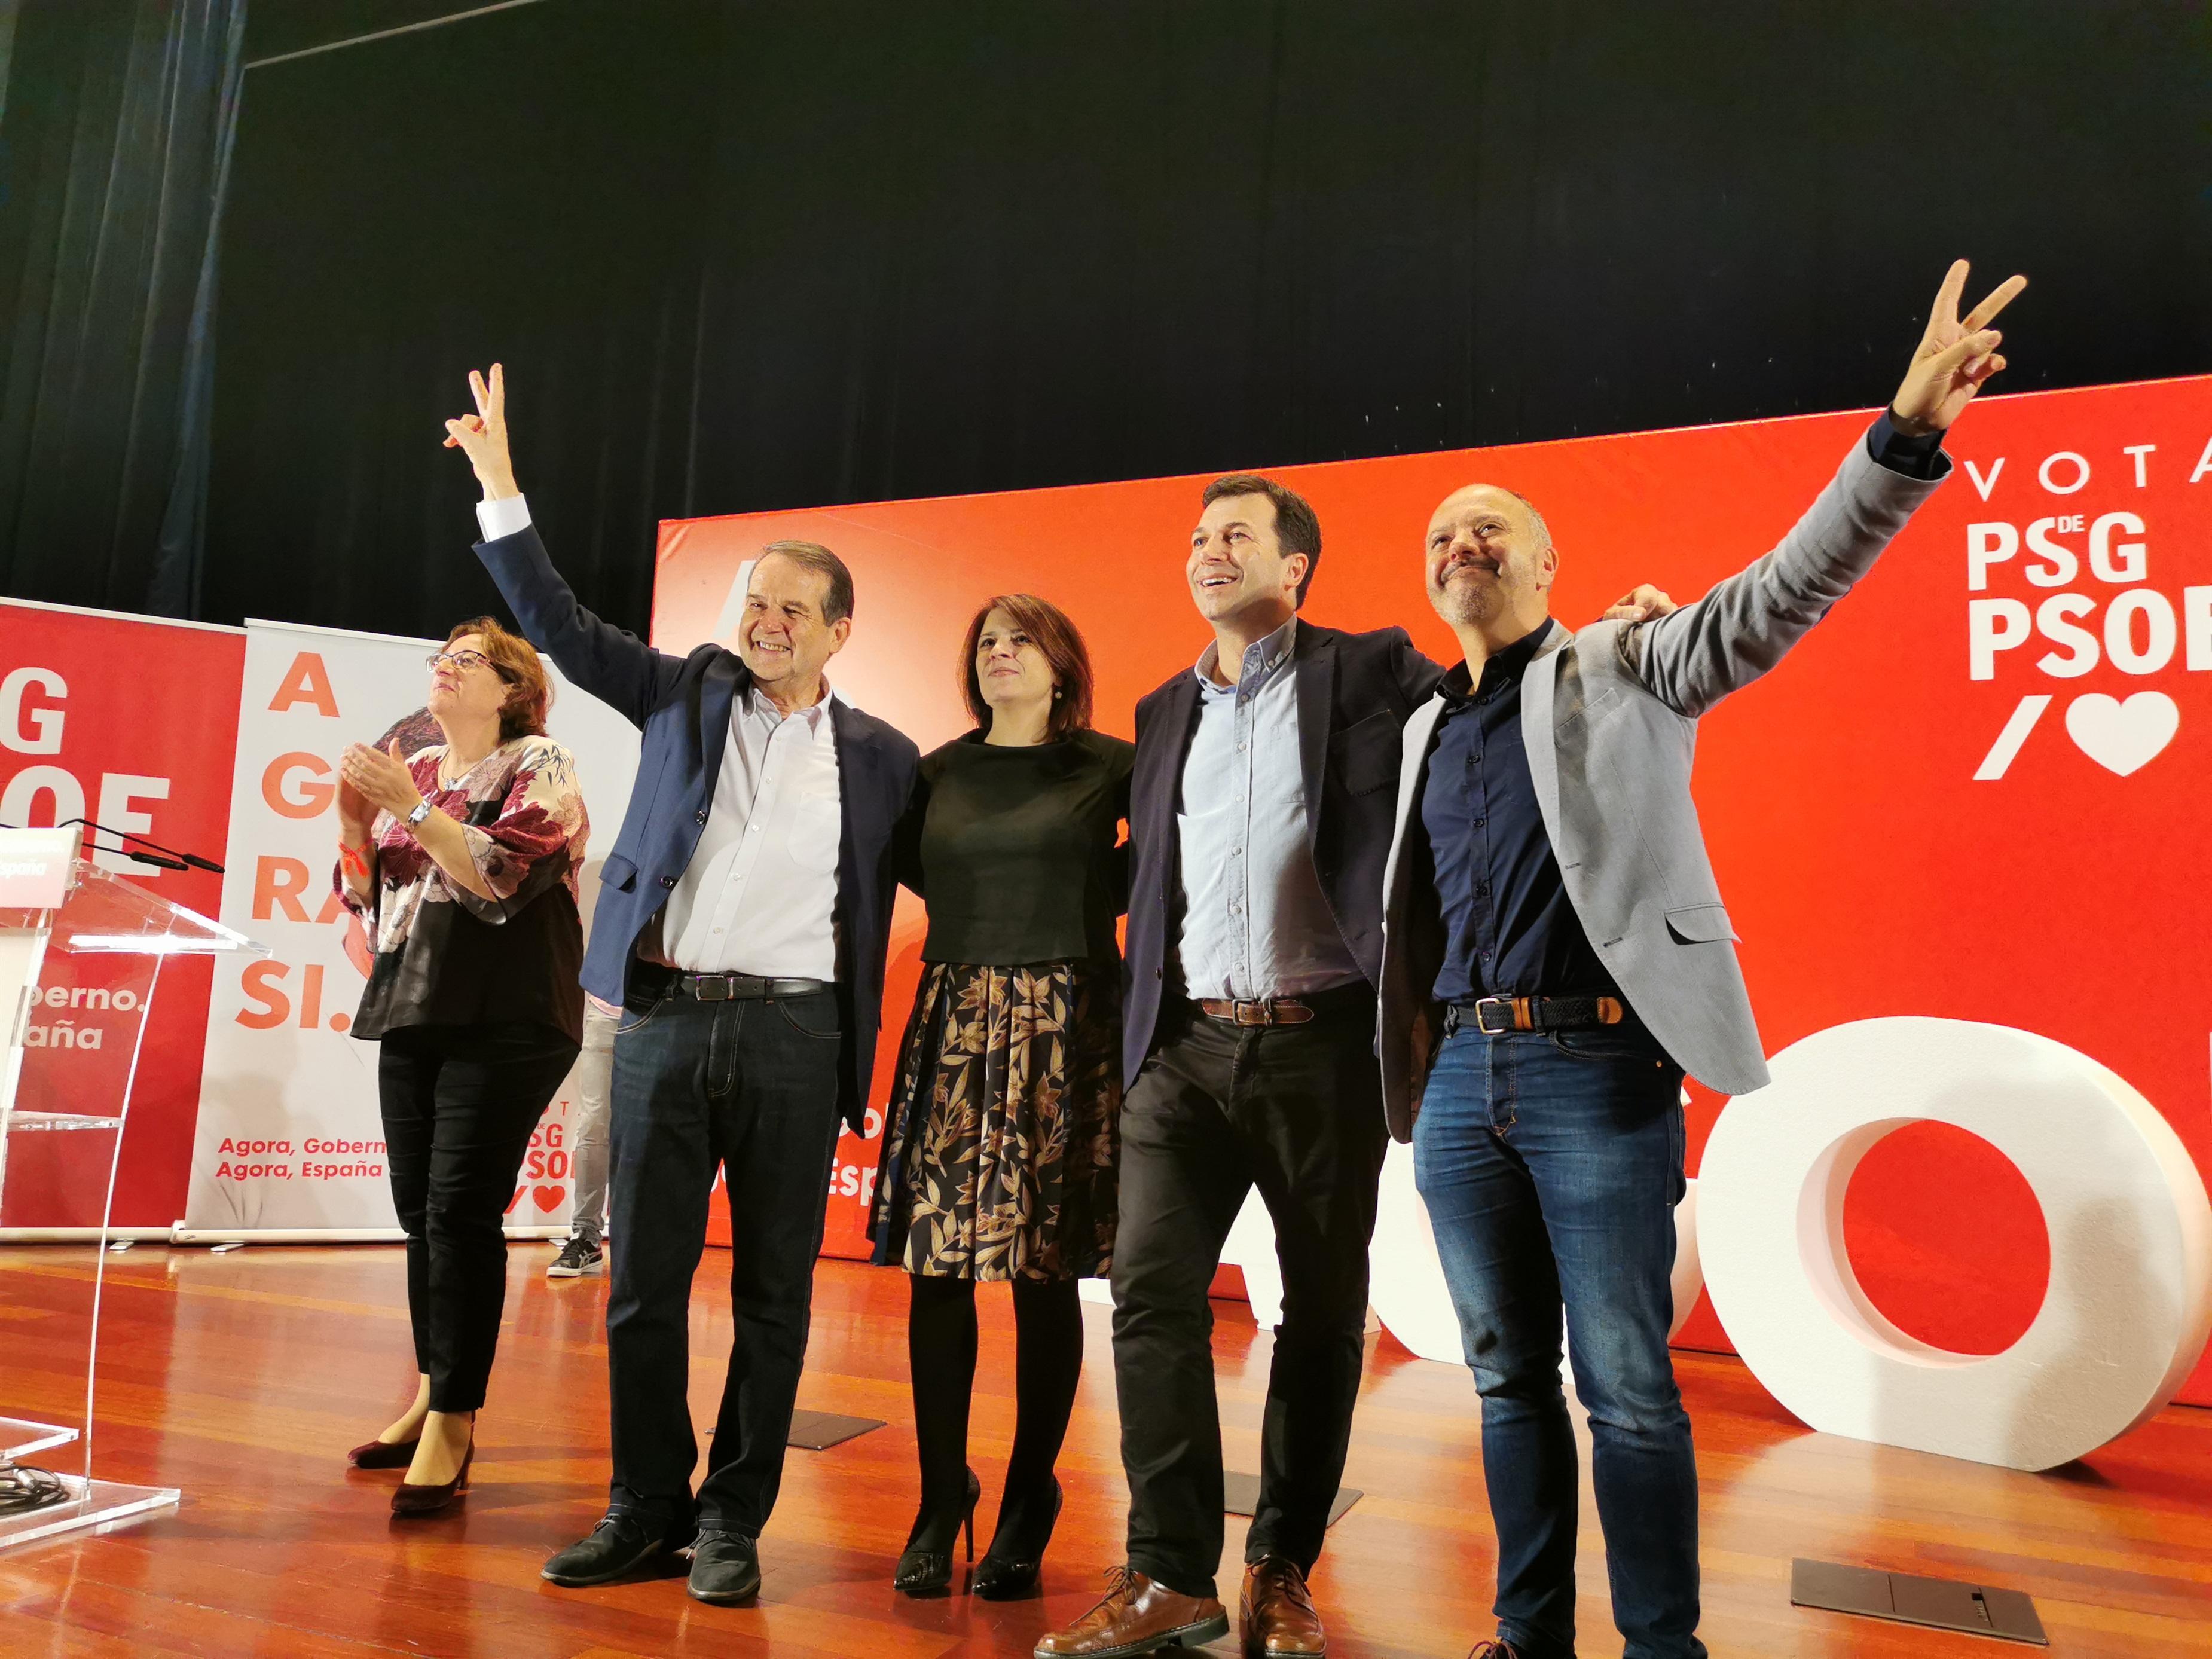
left=332, top=618, right=588, bottom=1516
left=871, top=594, right=1134, bottom=1596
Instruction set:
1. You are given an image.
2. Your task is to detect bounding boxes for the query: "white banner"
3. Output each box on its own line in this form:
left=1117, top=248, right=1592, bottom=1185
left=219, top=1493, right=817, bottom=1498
left=182, top=620, right=639, bottom=1235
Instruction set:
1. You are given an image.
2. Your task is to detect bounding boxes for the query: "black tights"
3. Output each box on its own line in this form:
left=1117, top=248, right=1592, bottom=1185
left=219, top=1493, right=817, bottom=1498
left=908, top=1274, right=1084, bottom=1539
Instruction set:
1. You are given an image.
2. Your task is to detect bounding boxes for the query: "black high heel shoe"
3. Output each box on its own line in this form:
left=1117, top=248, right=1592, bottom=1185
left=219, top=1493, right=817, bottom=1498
left=893, top=1467, right=980, bottom=1595
left=972, top=1475, right=1063, bottom=1600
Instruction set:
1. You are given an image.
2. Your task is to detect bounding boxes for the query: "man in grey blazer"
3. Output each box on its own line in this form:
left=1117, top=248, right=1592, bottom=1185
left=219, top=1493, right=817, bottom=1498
left=1376, top=261, right=2024, bottom=1659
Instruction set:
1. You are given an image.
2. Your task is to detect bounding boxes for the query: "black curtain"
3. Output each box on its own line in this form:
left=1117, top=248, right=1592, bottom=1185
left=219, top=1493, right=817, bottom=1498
left=23, top=1, right=2212, bottom=636
left=0, top=0, right=246, bottom=616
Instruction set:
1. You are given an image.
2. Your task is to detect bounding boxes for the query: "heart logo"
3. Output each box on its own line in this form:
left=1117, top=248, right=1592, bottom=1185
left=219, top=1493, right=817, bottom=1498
left=2064, top=692, right=2179, bottom=776
left=533, top=1184, right=565, bottom=1214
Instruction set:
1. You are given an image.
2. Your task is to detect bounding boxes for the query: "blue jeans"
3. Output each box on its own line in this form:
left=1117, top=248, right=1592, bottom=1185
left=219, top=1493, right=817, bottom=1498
left=1413, top=1022, right=1704, bottom=1659
left=604, top=979, right=844, bottom=1539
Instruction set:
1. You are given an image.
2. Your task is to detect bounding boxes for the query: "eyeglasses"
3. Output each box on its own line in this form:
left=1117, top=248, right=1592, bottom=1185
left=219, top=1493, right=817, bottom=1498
left=427, top=649, right=515, bottom=682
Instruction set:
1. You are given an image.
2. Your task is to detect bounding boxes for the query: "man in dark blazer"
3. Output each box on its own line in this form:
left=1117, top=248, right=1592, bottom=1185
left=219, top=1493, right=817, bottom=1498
left=442, top=366, right=918, bottom=1608
left=1038, top=471, right=1443, bottom=1659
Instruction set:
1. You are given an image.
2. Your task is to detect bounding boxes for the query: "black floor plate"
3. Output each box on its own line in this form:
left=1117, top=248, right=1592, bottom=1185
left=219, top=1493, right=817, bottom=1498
left=786, top=1410, right=884, bottom=1451
left=1792, top=1559, right=2048, bottom=1645
left=1223, top=1471, right=1361, bottom=1527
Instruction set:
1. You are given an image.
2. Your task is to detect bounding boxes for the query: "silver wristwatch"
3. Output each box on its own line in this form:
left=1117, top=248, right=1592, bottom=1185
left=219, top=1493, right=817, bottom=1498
left=405, top=801, right=433, bottom=827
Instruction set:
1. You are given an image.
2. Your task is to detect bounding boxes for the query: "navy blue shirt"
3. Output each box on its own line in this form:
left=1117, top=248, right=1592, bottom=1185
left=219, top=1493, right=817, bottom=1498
left=1423, top=623, right=1616, bottom=1004
left=1421, top=414, right=1946, bottom=1006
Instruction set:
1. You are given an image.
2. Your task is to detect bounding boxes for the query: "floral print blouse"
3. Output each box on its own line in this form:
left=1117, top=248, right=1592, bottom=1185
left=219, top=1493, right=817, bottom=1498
left=335, top=737, right=589, bottom=1043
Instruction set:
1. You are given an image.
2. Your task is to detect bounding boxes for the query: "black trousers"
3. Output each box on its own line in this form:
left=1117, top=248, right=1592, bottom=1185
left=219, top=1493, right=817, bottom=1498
left=378, top=1023, right=581, bottom=1414
left=605, top=982, right=844, bottom=1539
left=1111, top=989, right=1389, bottom=1599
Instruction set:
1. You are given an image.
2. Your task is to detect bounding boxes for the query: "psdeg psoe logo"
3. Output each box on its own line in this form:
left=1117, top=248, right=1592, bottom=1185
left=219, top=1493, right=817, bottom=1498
left=1964, top=435, right=2211, bottom=779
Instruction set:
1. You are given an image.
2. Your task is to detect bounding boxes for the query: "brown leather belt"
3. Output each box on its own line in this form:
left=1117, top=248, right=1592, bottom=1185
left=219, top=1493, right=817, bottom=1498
left=1449, top=994, right=1625, bottom=1035
left=1195, top=996, right=1318, bottom=1028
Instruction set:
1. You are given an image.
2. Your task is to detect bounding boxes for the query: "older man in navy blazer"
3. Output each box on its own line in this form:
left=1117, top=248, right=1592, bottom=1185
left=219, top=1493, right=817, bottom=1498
left=443, top=366, right=918, bottom=1608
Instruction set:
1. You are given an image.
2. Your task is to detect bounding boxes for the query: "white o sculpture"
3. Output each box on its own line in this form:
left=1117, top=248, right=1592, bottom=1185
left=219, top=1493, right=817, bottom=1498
left=1362, top=1142, right=1462, bottom=1362
left=1668, top=1178, right=1703, bottom=1342
left=1222, top=1185, right=1288, bottom=1330
left=1223, top=1140, right=1702, bottom=1368
left=1076, top=1190, right=1300, bottom=1323
left=1700, top=1016, right=2212, bottom=1472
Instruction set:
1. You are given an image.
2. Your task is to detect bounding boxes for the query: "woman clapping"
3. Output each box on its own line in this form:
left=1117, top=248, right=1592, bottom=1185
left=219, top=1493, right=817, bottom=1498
left=334, top=619, right=588, bottom=1516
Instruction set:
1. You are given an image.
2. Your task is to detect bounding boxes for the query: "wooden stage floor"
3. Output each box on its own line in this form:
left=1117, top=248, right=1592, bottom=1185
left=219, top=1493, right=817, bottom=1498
left=2, top=1244, right=2208, bottom=1657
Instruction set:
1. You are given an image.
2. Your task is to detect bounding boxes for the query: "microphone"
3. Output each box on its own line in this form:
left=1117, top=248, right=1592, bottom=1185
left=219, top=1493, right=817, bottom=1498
left=1, top=817, right=185, bottom=871
left=55, top=819, right=219, bottom=875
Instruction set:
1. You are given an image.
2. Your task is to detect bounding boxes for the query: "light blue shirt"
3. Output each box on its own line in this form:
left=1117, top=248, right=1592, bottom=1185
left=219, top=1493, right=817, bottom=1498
left=1174, top=617, right=1362, bottom=1000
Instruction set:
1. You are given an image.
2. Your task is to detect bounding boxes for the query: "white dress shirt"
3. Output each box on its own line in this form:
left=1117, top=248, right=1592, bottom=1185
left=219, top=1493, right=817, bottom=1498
left=1175, top=616, right=1361, bottom=1000
left=477, top=494, right=843, bottom=981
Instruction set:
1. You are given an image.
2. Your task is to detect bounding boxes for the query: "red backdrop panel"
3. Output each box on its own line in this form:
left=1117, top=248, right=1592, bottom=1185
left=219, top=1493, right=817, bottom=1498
left=656, top=378, right=2212, bottom=1401
left=1, top=603, right=245, bottom=1229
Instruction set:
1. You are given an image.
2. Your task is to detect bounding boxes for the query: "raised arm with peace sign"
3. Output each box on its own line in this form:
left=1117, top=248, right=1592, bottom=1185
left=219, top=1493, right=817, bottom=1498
left=442, top=362, right=520, bottom=500
left=1889, top=259, right=2028, bottom=435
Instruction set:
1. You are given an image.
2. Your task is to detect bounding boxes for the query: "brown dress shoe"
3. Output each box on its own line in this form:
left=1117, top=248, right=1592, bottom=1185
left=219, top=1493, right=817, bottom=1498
left=1241, top=1556, right=1327, bottom=1657
left=1034, top=1566, right=1230, bottom=1657
left=1467, top=1642, right=1524, bottom=1658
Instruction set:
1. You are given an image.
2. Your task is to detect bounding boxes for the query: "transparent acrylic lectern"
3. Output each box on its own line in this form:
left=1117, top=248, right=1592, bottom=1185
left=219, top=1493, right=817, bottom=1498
left=0, top=827, right=264, bottom=1550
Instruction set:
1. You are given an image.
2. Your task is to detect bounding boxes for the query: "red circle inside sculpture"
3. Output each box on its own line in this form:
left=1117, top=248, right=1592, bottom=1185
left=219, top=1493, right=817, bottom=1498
left=1840, top=1121, right=2051, bottom=1356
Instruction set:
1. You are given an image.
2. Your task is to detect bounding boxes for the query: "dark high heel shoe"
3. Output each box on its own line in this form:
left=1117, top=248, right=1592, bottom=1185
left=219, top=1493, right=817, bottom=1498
left=390, top=1438, right=473, bottom=1517
left=973, top=1475, right=1063, bottom=1600
left=893, top=1467, right=980, bottom=1595
left=346, top=1434, right=420, bottom=1471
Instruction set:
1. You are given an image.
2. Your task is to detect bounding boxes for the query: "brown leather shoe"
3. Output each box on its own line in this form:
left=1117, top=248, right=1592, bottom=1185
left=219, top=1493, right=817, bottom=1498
left=1241, top=1556, right=1327, bottom=1657
left=1467, top=1641, right=1524, bottom=1658
left=1034, top=1566, right=1230, bottom=1657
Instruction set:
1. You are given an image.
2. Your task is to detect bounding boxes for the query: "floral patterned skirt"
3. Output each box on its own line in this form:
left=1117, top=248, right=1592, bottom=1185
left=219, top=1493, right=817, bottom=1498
left=871, top=960, right=1120, bottom=1282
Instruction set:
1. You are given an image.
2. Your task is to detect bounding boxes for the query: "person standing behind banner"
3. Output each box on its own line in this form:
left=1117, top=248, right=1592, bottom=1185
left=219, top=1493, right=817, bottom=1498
left=1377, top=260, right=2023, bottom=1659
left=334, top=619, right=589, bottom=1518
left=441, top=364, right=919, bottom=1608
left=869, top=595, right=1134, bottom=1599
left=546, top=992, right=618, bottom=1278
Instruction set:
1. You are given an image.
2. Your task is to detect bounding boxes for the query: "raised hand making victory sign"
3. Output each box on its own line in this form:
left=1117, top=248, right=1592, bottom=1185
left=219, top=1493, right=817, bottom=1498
left=1889, top=259, right=2027, bottom=435
left=1377, top=259, right=2027, bottom=1659
left=444, top=363, right=519, bottom=500
left=444, top=358, right=922, bottom=1611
